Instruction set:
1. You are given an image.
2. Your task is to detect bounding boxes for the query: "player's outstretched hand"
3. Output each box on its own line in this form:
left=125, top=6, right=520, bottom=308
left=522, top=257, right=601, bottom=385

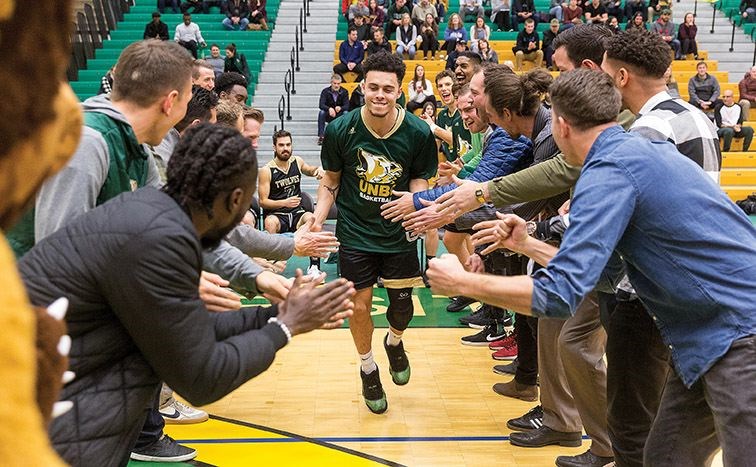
left=402, top=198, right=455, bottom=234
left=294, top=217, right=340, bottom=258
left=277, top=270, right=355, bottom=335
left=471, top=213, right=528, bottom=255
left=380, top=190, right=417, bottom=222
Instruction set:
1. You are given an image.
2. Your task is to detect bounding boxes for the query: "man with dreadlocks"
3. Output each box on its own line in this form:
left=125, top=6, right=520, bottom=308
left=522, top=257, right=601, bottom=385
left=17, top=124, right=356, bottom=467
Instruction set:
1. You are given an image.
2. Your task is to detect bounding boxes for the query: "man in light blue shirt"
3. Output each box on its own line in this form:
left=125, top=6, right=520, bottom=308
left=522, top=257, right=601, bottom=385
left=427, top=69, right=756, bottom=466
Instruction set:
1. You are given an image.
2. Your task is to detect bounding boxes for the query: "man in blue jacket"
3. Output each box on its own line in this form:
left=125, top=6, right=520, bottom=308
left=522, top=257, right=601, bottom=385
left=333, top=27, right=365, bottom=83
left=317, top=74, right=350, bottom=145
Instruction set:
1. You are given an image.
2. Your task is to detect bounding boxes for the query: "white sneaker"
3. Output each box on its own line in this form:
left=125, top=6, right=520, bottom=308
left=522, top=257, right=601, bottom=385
left=159, top=398, right=209, bottom=425
left=306, top=265, right=325, bottom=283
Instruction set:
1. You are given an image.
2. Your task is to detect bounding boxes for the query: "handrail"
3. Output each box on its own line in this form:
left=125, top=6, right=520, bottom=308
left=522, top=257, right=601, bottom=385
left=277, top=95, right=285, bottom=131
left=711, top=1, right=717, bottom=33
left=284, top=70, right=293, bottom=121
left=290, top=48, right=297, bottom=94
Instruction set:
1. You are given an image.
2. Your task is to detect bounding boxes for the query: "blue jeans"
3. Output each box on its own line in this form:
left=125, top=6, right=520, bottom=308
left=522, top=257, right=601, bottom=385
left=223, top=17, right=250, bottom=30
left=396, top=44, right=416, bottom=59
left=134, top=390, right=165, bottom=450
left=549, top=5, right=563, bottom=21
left=318, top=109, right=343, bottom=137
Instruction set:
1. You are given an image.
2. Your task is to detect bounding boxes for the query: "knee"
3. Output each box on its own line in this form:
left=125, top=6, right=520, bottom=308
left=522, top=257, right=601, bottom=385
left=386, top=288, right=414, bottom=331
left=264, top=216, right=281, bottom=233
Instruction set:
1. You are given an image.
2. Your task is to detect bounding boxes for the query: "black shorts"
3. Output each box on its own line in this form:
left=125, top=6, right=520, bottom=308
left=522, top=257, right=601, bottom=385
left=265, top=209, right=306, bottom=233
left=339, top=245, right=422, bottom=290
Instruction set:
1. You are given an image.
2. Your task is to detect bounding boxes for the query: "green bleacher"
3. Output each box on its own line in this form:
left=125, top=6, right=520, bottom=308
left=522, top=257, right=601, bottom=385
left=70, top=3, right=279, bottom=102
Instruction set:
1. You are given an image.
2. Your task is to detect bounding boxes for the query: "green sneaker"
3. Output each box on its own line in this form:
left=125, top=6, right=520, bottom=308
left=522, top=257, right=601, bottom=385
left=360, top=368, right=388, bottom=414
left=384, top=334, right=411, bottom=385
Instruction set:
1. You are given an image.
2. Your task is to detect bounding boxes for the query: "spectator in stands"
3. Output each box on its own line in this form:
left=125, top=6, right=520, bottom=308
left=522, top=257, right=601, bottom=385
left=459, top=0, right=485, bottom=21
left=624, top=0, right=645, bottom=22
left=689, top=61, right=721, bottom=112
left=548, top=0, right=565, bottom=22
left=512, top=0, right=537, bottom=32
left=412, top=0, right=438, bottom=29
left=446, top=38, right=468, bottom=70
left=491, top=0, right=513, bottom=32
left=215, top=71, right=249, bottom=104
left=664, top=65, right=681, bottom=98
left=248, top=0, right=268, bottom=30
left=652, top=9, right=680, bottom=59
left=420, top=13, right=440, bottom=58
left=606, top=0, right=623, bottom=22
left=174, top=13, right=206, bottom=58
left=349, top=0, right=370, bottom=23
left=608, top=15, right=621, bottom=33
left=562, top=0, right=583, bottom=28
left=741, top=0, right=756, bottom=22
left=453, top=49, right=482, bottom=85
left=144, top=11, right=169, bottom=40
left=443, top=13, right=469, bottom=55
left=647, top=0, right=670, bottom=23
left=206, top=44, right=225, bottom=76
left=626, top=10, right=646, bottom=29
left=192, top=60, right=215, bottom=90
left=513, top=18, right=543, bottom=71
left=368, top=0, right=386, bottom=30
left=584, top=0, right=608, bottom=23
left=317, top=74, right=350, bottom=145
left=242, top=106, right=264, bottom=149
left=678, top=12, right=699, bottom=59
left=215, top=100, right=245, bottom=130
left=334, top=27, right=365, bottom=82
left=367, top=27, right=393, bottom=54
left=223, top=0, right=250, bottom=30
left=159, top=0, right=180, bottom=13
left=349, top=79, right=366, bottom=109
left=469, top=16, right=490, bottom=53
left=423, top=100, right=438, bottom=120
left=223, top=43, right=250, bottom=83
left=477, top=39, right=499, bottom=63
left=437, top=0, right=448, bottom=22
left=407, top=65, right=437, bottom=112
left=542, top=18, right=561, bottom=69
left=181, top=0, right=207, bottom=14
left=396, top=13, right=418, bottom=59
left=386, top=0, right=411, bottom=39
left=353, top=15, right=372, bottom=44
left=203, top=0, right=229, bottom=14
left=738, top=65, right=756, bottom=117
left=98, top=66, right=115, bottom=95
left=715, top=90, right=754, bottom=151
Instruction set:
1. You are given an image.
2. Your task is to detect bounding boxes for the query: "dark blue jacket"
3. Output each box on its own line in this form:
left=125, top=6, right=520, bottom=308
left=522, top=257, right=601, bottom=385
left=339, top=39, right=365, bottom=65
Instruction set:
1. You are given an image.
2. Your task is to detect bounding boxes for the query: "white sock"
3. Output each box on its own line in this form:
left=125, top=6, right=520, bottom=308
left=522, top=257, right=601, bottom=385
left=360, top=351, right=377, bottom=374
left=386, top=329, right=403, bottom=347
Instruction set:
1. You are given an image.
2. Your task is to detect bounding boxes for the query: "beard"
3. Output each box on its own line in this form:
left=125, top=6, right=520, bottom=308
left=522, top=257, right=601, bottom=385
left=200, top=208, right=247, bottom=250
left=275, top=150, right=292, bottom=161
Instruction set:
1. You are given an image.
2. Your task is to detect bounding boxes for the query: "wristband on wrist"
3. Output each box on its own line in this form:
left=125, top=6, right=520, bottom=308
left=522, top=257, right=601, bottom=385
left=429, top=122, right=439, bottom=134
left=267, top=317, right=292, bottom=343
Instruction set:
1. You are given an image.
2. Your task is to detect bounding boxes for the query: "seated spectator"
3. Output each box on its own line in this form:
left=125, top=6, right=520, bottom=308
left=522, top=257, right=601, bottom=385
left=223, top=0, right=249, bottom=31
left=715, top=90, right=754, bottom=151
left=423, top=100, right=438, bottom=120
left=437, top=0, right=448, bottom=21
left=368, top=0, right=386, bottom=30
left=459, top=0, right=485, bottom=21
left=652, top=9, right=680, bottom=59
left=223, top=43, right=250, bottom=83
left=491, top=0, right=513, bottom=32
left=513, top=18, right=543, bottom=71
left=446, top=38, right=469, bottom=70
left=443, top=13, right=469, bottom=55
left=317, top=74, right=350, bottom=144
left=192, top=59, right=215, bottom=90
left=420, top=13, right=440, bottom=58
left=689, top=61, right=722, bottom=112
left=741, top=0, right=756, bottom=22
left=624, top=0, right=645, bottom=21
left=367, top=27, right=392, bottom=55
left=407, top=64, right=437, bottom=112
left=174, top=13, right=206, bottom=58
left=144, top=11, right=169, bottom=40
left=562, top=0, right=583, bottom=27
left=607, top=15, right=621, bottom=33
left=205, top=44, right=225, bottom=77
left=349, top=79, right=366, bottom=109
left=626, top=10, right=646, bottom=29
left=395, top=13, right=419, bottom=58
left=738, top=65, right=756, bottom=118
left=512, top=0, right=537, bottom=32
left=386, top=0, right=411, bottom=39
left=584, top=0, right=608, bottom=23
left=548, top=0, right=564, bottom=22
left=469, top=16, right=490, bottom=53
left=181, top=0, right=207, bottom=14
left=334, top=27, right=365, bottom=82
left=203, top=0, right=229, bottom=14
left=215, top=71, right=249, bottom=104
left=478, top=39, right=499, bottom=63
left=349, top=0, right=370, bottom=22
left=353, top=15, right=372, bottom=44
left=542, top=18, right=561, bottom=68
left=412, top=0, right=438, bottom=29
left=647, top=0, right=671, bottom=22
left=664, top=65, right=681, bottom=98
left=248, top=0, right=268, bottom=30
left=606, top=0, right=623, bottom=22
left=158, top=0, right=180, bottom=13
left=678, top=11, right=698, bottom=59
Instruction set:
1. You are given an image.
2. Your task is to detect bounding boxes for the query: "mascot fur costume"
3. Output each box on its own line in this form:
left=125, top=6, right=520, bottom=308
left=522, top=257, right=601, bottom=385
left=0, top=0, right=83, bottom=464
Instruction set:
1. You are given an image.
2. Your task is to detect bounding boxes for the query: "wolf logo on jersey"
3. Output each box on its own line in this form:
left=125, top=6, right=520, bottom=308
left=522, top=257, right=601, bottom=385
left=355, top=148, right=404, bottom=202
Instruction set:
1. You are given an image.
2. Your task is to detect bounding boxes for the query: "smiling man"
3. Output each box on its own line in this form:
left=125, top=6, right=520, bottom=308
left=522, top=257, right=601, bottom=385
left=313, top=52, right=437, bottom=414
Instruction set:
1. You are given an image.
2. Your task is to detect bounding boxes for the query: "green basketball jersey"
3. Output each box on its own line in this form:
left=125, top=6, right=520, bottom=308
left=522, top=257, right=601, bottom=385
left=435, top=106, right=472, bottom=162
left=321, top=106, right=438, bottom=253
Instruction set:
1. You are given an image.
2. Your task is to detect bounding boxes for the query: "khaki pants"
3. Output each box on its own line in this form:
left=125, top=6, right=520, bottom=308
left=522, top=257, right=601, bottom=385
left=515, top=50, right=543, bottom=71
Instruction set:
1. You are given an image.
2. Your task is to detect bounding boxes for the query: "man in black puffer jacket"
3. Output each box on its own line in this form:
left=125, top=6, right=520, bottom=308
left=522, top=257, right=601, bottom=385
left=18, top=125, right=355, bottom=467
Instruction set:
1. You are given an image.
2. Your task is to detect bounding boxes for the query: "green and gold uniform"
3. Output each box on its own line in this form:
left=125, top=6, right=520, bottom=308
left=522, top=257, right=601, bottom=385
left=435, top=106, right=472, bottom=162
left=321, top=105, right=437, bottom=254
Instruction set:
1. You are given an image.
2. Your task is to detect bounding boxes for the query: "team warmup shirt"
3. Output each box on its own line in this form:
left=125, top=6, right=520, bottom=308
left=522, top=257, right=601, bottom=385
left=435, top=106, right=472, bottom=161
left=321, top=105, right=437, bottom=253
left=264, top=157, right=303, bottom=215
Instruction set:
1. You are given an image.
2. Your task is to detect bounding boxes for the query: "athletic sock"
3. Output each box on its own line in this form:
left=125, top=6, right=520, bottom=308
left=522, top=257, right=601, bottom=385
left=360, top=351, right=378, bottom=374
left=386, top=329, right=403, bottom=347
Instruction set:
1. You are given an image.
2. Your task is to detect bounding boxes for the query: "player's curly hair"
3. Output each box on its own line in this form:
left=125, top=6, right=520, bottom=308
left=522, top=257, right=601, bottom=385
left=175, top=86, right=219, bottom=133
left=215, top=71, right=248, bottom=95
left=363, top=51, right=407, bottom=83
left=604, top=29, right=672, bottom=79
left=164, top=124, right=257, bottom=218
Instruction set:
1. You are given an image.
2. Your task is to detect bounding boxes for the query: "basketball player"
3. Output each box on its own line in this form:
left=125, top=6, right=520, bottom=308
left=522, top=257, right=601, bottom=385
left=313, top=52, right=438, bottom=414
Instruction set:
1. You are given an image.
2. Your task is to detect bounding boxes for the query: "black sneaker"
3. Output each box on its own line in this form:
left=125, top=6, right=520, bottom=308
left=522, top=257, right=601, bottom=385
left=360, top=368, right=388, bottom=414
left=459, top=304, right=494, bottom=327
left=446, top=295, right=476, bottom=312
left=493, top=358, right=519, bottom=375
left=460, top=322, right=507, bottom=346
left=506, top=405, right=544, bottom=431
left=130, top=435, right=197, bottom=462
left=383, top=334, right=411, bottom=385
